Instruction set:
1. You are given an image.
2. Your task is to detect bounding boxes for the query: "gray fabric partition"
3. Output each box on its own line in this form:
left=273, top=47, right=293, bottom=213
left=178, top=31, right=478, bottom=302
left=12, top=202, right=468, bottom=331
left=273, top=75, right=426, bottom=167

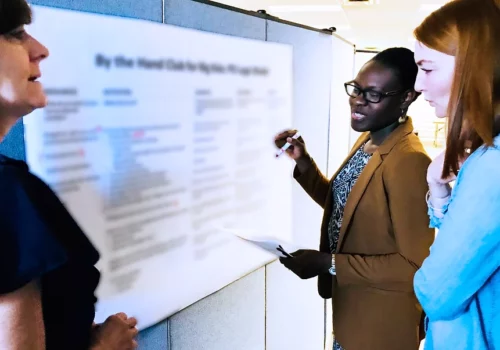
left=265, top=20, right=333, bottom=350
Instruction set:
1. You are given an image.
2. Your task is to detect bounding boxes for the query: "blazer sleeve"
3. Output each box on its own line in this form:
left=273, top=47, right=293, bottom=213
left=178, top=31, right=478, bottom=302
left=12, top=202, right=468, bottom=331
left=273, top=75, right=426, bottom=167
left=335, top=151, right=435, bottom=291
left=293, top=158, right=331, bottom=209
left=414, top=150, right=500, bottom=321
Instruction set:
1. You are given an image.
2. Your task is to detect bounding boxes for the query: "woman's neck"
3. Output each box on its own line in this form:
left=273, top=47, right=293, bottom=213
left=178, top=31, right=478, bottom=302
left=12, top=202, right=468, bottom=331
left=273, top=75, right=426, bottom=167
left=0, top=116, right=19, bottom=143
left=369, top=120, right=401, bottom=146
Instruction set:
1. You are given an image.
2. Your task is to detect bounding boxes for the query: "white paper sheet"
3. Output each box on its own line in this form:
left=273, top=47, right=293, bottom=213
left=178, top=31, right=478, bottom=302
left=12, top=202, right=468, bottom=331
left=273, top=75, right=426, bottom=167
left=216, top=226, right=302, bottom=259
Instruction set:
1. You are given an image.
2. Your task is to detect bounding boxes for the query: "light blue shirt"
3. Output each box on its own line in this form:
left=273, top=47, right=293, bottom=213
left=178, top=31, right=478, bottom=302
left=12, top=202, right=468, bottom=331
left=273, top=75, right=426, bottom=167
left=414, top=135, right=500, bottom=350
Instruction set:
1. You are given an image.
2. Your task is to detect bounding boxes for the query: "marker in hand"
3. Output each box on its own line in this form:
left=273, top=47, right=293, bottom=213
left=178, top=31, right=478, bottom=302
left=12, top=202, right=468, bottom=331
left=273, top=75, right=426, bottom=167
left=275, top=131, right=301, bottom=158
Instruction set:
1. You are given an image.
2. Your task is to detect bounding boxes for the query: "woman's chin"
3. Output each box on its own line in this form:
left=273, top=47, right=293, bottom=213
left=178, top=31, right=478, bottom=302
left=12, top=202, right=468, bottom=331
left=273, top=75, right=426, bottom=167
left=29, top=97, right=48, bottom=111
left=351, top=120, right=369, bottom=133
left=434, top=106, right=448, bottom=119
left=17, top=101, right=47, bottom=118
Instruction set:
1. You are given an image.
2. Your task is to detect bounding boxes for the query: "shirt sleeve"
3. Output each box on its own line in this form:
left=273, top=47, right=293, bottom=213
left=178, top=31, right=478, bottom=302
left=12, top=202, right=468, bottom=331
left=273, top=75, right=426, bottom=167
left=426, top=191, right=451, bottom=229
left=0, top=167, right=67, bottom=294
left=414, top=150, right=500, bottom=321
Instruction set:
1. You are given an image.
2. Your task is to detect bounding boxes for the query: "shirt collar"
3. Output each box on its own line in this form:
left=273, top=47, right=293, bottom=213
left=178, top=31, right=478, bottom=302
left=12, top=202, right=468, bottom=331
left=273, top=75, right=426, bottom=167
left=0, top=154, right=29, bottom=170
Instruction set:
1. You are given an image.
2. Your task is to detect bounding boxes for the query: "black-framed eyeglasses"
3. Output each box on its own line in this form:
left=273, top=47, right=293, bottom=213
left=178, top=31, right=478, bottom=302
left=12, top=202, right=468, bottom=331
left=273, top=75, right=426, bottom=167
left=344, top=82, right=403, bottom=103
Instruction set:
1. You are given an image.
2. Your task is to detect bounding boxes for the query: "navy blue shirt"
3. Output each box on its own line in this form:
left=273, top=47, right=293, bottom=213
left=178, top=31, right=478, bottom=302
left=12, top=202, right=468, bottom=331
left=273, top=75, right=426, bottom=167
left=0, top=155, right=100, bottom=349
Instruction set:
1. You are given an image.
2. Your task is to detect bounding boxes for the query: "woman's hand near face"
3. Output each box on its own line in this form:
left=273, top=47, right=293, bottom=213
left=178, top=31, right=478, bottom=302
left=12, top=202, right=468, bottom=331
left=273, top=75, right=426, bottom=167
left=427, top=150, right=469, bottom=193
left=427, top=150, right=470, bottom=217
left=427, top=151, right=454, bottom=198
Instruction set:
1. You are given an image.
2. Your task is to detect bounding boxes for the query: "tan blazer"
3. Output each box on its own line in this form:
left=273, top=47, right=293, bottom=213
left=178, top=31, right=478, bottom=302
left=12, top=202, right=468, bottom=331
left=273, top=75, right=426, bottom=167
left=295, top=119, right=434, bottom=350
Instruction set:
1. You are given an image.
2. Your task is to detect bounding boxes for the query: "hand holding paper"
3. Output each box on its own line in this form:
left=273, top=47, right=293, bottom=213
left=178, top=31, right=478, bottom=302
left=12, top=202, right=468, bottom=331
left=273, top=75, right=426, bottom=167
left=215, top=226, right=330, bottom=279
left=279, top=249, right=332, bottom=280
left=215, top=226, right=299, bottom=259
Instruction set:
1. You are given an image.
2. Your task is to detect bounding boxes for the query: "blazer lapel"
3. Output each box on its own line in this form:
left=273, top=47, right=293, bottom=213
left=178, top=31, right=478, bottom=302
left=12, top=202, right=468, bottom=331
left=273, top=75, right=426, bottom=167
left=319, top=133, right=370, bottom=253
left=336, top=152, right=382, bottom=252
left=334, top=119, right=415, bottom=252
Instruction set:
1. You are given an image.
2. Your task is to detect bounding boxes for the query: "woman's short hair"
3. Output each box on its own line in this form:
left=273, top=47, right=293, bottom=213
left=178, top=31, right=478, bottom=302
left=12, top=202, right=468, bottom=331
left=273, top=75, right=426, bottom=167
left=371, top=47, right=420, bottom=94
left=415, top=0, right=500, bottom=177
left=0, top=0, right=32, bottom=35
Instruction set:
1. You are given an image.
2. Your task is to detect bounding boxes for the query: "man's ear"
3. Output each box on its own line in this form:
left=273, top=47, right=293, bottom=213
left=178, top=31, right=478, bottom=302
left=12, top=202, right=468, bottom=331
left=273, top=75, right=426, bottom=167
left=401, top=90, right=419, bottom=109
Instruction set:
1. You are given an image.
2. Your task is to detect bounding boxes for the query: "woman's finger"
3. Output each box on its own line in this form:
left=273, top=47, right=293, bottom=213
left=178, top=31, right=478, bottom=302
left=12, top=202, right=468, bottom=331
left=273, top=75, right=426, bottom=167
left=287, top=137, right=304, bottom=149
left=275, top=129, right=297, bottom=140
left=129, top=327, right=139, bottom=337
left=126, top=317, right=138, bottom=328
left=115, top=312, right=128, bottom=320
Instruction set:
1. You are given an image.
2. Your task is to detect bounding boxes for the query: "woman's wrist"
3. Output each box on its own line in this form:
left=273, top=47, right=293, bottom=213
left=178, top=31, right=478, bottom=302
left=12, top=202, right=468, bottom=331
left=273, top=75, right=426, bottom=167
left=89, top=323, right=102, bottom=350
left=428, top=181, right=452, bottom=199
left=427, top=182, right=451, bottom=219
left=321, top=252, right=333, bottom=274
left=295, top=154, right=313, bottom=174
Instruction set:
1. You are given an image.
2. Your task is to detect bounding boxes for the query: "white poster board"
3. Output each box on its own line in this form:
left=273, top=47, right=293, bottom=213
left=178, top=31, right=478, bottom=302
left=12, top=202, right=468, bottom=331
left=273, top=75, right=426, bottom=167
left=25, top=6, right=293, bottom=329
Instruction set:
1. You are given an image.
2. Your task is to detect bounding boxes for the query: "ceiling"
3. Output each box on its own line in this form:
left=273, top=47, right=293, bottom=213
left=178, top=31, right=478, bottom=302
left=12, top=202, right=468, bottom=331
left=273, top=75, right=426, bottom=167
left=214, top=0, right=449, bottom=50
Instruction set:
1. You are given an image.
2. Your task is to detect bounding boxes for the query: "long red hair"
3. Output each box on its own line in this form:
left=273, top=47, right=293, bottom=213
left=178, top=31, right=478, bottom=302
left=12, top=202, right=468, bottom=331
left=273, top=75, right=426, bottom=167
left=414, top=0, right=500, bottom=177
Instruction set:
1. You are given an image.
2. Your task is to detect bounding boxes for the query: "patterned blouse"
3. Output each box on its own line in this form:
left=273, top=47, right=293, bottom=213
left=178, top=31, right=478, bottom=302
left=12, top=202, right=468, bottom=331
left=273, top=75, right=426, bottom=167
left=329, top=142, right=372, bottom=350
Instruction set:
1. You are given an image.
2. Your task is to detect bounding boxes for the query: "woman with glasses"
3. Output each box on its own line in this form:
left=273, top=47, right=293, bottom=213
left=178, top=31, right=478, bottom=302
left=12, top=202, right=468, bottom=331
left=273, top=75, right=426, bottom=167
left=275, top=47, right=434, bottom=350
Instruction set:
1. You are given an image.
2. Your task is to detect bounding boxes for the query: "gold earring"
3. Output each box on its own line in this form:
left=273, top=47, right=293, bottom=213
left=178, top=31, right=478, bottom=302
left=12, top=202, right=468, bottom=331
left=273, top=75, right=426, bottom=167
left=398, top=109, right=407, bottom=124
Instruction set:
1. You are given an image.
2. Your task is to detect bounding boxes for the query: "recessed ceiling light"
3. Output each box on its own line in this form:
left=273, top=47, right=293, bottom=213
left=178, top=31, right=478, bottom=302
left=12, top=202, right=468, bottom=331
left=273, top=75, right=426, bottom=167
left=267, top=5, right=343, bottom=13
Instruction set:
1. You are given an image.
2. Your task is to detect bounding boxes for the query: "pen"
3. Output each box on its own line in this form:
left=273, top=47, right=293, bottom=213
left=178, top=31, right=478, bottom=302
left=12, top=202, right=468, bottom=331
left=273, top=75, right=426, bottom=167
left=277, top=245, right=293, bottom=258
left=275, top=131, right=301, bottom=158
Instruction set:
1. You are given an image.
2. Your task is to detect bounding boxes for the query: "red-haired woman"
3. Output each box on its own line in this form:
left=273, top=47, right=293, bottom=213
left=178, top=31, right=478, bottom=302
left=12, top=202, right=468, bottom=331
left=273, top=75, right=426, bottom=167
left=413, top=0, right=500, bottom=348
